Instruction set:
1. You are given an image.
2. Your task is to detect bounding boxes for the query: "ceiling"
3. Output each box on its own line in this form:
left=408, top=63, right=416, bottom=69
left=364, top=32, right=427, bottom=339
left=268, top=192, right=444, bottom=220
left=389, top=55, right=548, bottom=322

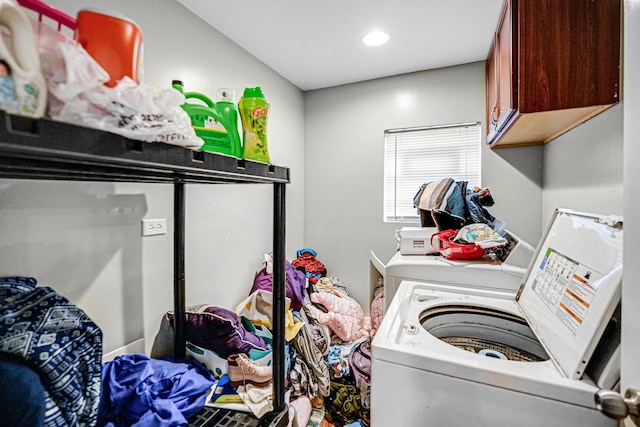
left=176, top=0, right=505, bottom=91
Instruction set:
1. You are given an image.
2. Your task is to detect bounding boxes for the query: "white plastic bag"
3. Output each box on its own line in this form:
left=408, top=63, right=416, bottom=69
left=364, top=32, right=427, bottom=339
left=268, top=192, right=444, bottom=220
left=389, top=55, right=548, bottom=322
left=34, top=19, right=203, bottom=149
left=79, top=77, right=203, bottom=149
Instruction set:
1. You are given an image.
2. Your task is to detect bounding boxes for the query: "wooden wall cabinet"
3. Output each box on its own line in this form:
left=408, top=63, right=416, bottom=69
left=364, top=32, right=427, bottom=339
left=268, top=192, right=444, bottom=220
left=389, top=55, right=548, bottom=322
left=486, top=0, right=621, bottom=148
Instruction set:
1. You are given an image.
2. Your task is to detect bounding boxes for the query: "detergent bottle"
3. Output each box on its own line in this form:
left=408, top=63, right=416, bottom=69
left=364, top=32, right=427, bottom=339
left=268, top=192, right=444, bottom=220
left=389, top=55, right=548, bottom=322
left=214, top=88, right=242, bottom=158
left=239, top=86, right=270, bottom=163
left=76, top=8, right=144, bottom=87
left=0, top=0, right=47, bottom=118
left=172, top=80, right=240, bottom=157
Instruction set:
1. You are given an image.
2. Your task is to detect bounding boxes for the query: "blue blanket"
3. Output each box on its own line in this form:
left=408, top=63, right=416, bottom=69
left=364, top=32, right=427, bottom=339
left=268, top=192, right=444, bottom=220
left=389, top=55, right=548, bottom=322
left=0, top=276, right=103, bottom=426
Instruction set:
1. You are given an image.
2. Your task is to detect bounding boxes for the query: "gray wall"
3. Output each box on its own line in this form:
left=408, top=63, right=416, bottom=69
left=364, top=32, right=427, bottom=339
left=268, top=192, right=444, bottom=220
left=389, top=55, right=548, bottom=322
left=542, top=105, right=623, bottom=225
left=304, top=62, right=544, bottom=310
left=622, top=0, right=640, bottom=396
left=0, top=0, right=305, bottom=354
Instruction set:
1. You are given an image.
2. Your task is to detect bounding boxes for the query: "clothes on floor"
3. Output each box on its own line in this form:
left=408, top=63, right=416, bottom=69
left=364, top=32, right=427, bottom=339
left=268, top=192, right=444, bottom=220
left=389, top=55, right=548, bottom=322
left=310, top=291, right=369, bottom=342
left=290, top=299, right=331, bottom=398
left=98, top=354, right=214, bottom=427
left=292, top=249, right=327, bottom=285
left=348, top=340, right=372, bottom=410
left=328, top=340, right=364, bottom=379
left=314, top=277, right=349, bottom=297
left=287, top=348, right=319, bottom=399
left=152, top=249, right=373, bottom=427
left=369, top=289, right=384, bottom=337
left=237, top=383, right=274, bottom=418
left=252, top=259, right=307, bottom=311
left=0, top=276, right=103, bottom=427
left=308, top=406, right=326, bottom=427
left=287, top=396, right=311, bottom=427
left=234, top=290, right=304, bottom=341
left=324, top=377, right=366, bottom=427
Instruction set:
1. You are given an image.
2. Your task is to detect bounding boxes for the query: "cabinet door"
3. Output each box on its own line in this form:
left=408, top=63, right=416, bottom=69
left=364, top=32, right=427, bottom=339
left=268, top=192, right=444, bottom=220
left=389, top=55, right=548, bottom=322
left=495, top=0, right=516, bottom=131
left=519, top=0, right=620, bottom=112
left=487, top=0, right=517, bottom=145
left=486, top=35, right=499, bottom=137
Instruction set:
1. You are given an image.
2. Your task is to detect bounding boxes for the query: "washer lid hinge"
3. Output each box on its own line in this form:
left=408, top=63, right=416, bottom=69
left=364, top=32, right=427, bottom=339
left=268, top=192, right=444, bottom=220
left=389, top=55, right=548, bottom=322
left=596, top=216, right=623, bottom=229
left=515, top=282, right=526, bottom=301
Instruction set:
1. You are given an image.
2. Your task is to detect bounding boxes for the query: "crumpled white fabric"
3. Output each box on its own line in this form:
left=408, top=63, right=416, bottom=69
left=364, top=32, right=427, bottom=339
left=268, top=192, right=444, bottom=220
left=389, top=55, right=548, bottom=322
left=237, top=383, right=273, bottom=418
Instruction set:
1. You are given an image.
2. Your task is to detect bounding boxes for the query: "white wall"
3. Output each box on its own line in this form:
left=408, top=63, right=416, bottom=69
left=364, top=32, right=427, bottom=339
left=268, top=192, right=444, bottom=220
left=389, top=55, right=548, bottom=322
left=0, top=0, right=305, bottom=354
left=303, top=62, right=543, bottom=310
left=622, top=0, right=640, bottom=413
left=542, top=104, right=623, bottom=225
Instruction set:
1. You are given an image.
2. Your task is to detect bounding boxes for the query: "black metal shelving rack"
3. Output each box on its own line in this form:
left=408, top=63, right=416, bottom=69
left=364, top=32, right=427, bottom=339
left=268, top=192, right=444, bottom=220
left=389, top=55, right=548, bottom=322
left=0, top=112, right=290, bottom=426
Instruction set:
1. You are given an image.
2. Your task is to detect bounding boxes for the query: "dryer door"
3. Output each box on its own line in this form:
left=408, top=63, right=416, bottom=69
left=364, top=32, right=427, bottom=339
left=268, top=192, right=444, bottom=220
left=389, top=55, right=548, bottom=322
left=516, top=209, right=623, bottom=380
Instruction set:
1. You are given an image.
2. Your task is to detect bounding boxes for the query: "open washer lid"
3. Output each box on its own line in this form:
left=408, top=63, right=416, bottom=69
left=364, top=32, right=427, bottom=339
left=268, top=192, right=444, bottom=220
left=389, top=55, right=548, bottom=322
left=516, top=209, right=623, bottom=380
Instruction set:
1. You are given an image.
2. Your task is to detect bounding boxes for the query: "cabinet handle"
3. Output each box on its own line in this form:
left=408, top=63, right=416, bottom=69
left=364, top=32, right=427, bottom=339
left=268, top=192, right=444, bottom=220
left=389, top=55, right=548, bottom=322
left=490, top=104, right=498, bottom=128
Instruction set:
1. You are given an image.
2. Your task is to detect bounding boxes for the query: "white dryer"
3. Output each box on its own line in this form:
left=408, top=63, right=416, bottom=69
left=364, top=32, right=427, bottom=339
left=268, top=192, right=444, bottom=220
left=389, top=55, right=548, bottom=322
left=371, top=209, right=623, bottom=426
left=378, top=228, right=535, bottom=311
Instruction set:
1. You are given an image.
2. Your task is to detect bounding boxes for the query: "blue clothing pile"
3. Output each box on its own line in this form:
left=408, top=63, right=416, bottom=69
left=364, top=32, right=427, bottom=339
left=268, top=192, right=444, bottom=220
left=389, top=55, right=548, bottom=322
left=98, top=354, right=215, bottom=427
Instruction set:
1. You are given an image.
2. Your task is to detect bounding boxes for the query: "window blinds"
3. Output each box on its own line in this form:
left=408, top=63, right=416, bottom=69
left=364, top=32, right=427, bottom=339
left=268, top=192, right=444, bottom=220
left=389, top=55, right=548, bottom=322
left=383, top=122, right=481, bottom=222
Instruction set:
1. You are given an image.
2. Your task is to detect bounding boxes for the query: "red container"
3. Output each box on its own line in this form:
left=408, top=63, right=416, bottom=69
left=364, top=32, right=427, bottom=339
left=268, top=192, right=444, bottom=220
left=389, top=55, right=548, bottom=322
left=430, top=229, right=486, bottom=260
left=75, top=8, right=143, bottom=87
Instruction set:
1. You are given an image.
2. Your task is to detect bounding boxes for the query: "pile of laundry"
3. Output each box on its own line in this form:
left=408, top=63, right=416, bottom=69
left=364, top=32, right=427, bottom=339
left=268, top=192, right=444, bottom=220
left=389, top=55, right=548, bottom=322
left=413, top=178, right=504, bottom=232
left=413, top=178, right=511, bottom=260
left=109, top=248, right=378, bottom=427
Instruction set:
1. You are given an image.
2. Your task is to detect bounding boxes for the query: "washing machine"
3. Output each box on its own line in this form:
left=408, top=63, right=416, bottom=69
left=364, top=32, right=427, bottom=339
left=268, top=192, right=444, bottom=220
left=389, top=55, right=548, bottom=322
left=371, top=209, right=623, bottom=426
left=374, top=228, right=535, bottom=311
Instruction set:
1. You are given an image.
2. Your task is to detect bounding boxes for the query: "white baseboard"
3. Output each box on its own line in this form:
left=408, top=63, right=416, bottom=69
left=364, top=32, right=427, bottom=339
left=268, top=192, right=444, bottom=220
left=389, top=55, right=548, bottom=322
left=102, top=338, right=145, bottom=363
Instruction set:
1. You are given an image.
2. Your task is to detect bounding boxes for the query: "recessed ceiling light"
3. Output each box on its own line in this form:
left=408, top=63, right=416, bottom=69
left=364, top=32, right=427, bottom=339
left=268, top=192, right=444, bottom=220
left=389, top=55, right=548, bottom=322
left=363, top=30, right=389, bottom=47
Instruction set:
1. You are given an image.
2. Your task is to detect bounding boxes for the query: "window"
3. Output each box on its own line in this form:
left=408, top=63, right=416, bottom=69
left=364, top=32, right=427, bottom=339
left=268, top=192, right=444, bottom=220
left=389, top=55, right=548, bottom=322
left=383, top=122, right=481, bottom=222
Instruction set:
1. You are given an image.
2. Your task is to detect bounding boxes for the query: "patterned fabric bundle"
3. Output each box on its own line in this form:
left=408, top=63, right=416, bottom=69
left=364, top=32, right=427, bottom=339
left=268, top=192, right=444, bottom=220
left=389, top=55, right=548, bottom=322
left=324, top=377, right=367, bottom=426
left=287, top=348, right=319, bottom=399
left=0, top=276, right=103, bottom=427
